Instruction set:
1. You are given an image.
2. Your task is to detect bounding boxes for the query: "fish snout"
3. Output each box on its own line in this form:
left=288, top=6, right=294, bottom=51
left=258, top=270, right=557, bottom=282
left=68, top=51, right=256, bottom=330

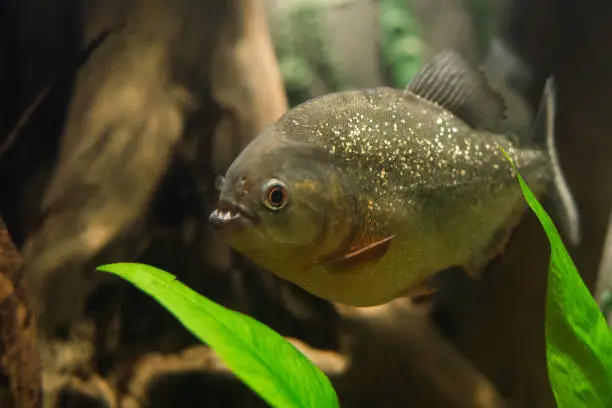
left=209, top=207, right=241, bottom=230
left=209, top=199, right=259, bottom=230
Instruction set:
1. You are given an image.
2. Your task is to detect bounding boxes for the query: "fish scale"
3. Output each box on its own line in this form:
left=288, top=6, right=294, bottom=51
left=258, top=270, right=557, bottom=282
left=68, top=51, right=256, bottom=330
left=277, top=88, right=534, bottom=254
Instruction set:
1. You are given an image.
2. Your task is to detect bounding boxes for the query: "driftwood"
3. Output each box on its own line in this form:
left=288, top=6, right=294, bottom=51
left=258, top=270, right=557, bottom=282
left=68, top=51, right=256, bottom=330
left=34, top=301, right=506, bottom=408
left=334, top=299, right=507, bottom=408
left=0, top=217, right=41, bottom=408
left=16, top=0, right=288, bottom=336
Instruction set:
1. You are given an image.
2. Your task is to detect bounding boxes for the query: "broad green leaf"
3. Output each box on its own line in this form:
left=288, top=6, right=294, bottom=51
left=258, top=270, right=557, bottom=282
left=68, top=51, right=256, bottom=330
left=501, top=149, right=612, bottom=407
left=97, top=263, right=339, bottom=408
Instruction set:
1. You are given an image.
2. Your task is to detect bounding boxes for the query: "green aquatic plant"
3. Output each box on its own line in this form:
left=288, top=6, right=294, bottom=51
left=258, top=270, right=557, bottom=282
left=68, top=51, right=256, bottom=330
left=465, top=0, right=500, bottom=55
left=502, top=149, right=612, bottom=407
left=268, top=3, right=346, bottom=107
left=97, top=263, right=339, bottom=408
left=379, top=0, right=424, bottom=87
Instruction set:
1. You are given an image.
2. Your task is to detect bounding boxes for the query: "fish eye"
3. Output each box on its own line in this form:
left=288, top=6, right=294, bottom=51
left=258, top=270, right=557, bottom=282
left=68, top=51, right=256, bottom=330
left=262, top=179, right=288, bottom=211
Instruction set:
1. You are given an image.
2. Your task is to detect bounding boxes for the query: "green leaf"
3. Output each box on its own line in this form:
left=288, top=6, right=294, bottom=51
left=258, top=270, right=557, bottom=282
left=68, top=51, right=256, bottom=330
left=501, top=148, right=612, bottom=407
left=97, top=263, right=340, bottom=408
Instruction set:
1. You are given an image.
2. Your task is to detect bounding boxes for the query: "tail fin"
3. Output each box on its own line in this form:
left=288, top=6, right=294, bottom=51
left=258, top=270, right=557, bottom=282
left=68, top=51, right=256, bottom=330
left=533, top=78, right=581, bottom=246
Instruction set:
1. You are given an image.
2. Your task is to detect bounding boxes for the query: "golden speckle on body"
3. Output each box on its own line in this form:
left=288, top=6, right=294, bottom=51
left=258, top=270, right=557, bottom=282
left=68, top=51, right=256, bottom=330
left=278, top=88, right=524, bottom=246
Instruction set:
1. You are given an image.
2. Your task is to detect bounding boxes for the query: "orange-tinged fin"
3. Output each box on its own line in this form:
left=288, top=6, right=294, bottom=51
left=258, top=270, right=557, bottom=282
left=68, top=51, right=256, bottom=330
left=407, top=286, right=439, bottom=300
left=326, top=235, right=396, bottom=273
left=462, top=264, right=486, bottom=281
left=398, top=279, right=439, bottom=300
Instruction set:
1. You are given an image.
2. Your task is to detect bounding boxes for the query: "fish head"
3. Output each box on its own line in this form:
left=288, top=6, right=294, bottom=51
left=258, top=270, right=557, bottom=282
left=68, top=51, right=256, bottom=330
left=209, top=127, right=357, bottom=276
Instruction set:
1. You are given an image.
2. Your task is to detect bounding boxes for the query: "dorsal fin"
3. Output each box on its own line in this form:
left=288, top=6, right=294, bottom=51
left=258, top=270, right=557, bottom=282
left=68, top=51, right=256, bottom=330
left=405, top=50, right=507, bottom=132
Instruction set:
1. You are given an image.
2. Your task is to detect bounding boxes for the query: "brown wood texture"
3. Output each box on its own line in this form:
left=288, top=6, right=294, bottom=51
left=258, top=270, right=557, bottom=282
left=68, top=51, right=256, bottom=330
left=0, top=217, right=42, bottom=408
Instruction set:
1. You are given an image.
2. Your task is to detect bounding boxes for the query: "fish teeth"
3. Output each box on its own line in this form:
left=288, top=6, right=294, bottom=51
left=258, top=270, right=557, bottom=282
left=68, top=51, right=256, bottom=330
left=213, top=208, right=239, bottom=220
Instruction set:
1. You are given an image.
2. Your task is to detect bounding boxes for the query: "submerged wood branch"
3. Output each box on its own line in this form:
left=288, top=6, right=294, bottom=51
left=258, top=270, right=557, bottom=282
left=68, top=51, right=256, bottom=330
left=116, top=301, right=505, bottom=408
left=0, top=217, right=42, bottom=408
left=121, top=342, right=347, bottom=407
left=335, top=299, right=508, bottom=408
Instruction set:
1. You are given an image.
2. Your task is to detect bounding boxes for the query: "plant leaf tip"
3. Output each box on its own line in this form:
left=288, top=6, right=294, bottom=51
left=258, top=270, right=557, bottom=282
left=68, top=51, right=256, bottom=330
left=96, top=262, right=136, bottom=274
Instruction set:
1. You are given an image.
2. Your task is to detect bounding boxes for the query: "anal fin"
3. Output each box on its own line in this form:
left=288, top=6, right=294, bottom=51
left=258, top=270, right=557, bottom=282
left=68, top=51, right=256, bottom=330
left=396, top=278, right=439, bottom=301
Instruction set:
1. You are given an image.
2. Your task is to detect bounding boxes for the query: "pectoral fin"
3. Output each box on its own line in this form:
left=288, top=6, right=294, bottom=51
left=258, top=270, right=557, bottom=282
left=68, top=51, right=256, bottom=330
left=326, top=235, right=396, bottom=273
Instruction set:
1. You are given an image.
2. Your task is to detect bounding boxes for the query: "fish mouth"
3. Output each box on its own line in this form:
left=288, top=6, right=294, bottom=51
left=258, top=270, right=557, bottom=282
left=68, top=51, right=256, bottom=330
left=209, top=200, right=258, bottom=230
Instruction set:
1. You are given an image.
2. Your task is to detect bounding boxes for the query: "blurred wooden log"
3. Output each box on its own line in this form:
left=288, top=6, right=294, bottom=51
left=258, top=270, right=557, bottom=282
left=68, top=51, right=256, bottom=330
left=208, top=0, right=289, bottom=175
left=322, top=0, right=385, bottom=88
left=121, top=342, right=346, bottom=408
left=553, top=0, right=612, bottom=288
left=0, top=216, right=42, bottom=408
left=42, top=372, right=116, bottom=408
left=335, top=300, right=507, bottom=408
left=15, top=0, right=287, bottom=336
left=406, top=0, right=479, bottom=63
left=2, top=2, right=291, bottom=407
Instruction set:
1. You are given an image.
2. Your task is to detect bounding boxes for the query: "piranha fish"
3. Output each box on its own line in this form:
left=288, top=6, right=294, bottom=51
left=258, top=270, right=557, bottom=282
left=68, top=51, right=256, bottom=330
left=209, top=50, right=580, bottom=307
